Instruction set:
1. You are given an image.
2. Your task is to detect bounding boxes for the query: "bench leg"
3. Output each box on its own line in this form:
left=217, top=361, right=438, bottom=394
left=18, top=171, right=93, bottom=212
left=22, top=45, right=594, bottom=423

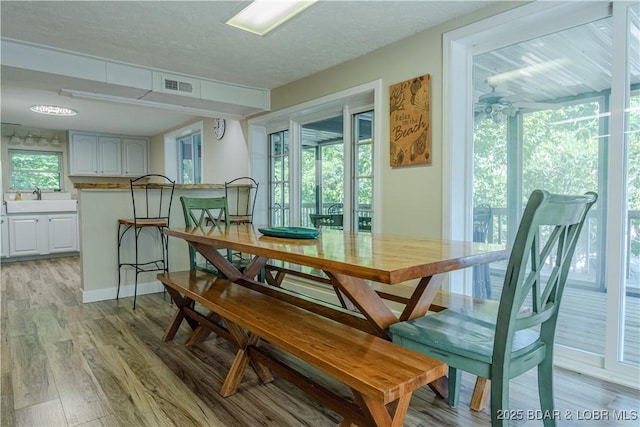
left=344, top=390, right=412, bottom=427
left=184, top=311, right=222, bottom=346
left=162, top=287, right=198, bottom=341
left=220, top=325, right=272, bottom=397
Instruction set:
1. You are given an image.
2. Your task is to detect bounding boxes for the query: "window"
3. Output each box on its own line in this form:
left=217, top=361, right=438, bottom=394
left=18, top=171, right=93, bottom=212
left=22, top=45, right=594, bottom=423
left=266, top=108, right=374, bottom=231
left=353, top=111, right=374, bottom=231
left=269, top=130, right=289, bottom=226
left=9, top=149, right=63, bottom=191
left=178, top=132, right=202, bottom=184
left=301, top=115, right=345, bottom=227
left=251, top=81, right=380, bottom=230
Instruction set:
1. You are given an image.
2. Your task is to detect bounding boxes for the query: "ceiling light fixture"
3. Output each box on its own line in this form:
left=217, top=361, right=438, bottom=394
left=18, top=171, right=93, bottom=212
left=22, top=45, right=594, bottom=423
left=24, top=133, right=36, bottom=145
left=9, top=131, right=22, bottom=144
left=226, top=0, right=317, bottom=36
left=49, top=135, right=61, bottom=146
left=30, top=105, right=77, bottom=116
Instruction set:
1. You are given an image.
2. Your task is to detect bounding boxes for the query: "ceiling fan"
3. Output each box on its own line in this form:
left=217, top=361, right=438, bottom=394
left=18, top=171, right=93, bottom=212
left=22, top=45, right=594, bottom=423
left=475, top=84, right=560, bottom=123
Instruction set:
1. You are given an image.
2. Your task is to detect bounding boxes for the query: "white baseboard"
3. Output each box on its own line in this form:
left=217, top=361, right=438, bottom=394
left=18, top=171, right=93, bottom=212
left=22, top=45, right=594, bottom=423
left=82, top=280, right=164, bottom=303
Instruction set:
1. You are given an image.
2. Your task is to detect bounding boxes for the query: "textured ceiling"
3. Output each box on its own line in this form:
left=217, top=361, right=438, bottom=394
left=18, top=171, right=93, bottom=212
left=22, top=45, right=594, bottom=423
left=0, top=1, right=496, bottom=135
left=1, top=1, right=494, bottom=89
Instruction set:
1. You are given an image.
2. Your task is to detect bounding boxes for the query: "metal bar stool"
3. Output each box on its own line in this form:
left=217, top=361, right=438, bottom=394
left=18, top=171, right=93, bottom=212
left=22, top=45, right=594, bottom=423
left=117, top=174, right=175, bottom=308
left=224, top=176, right=258, bottom=224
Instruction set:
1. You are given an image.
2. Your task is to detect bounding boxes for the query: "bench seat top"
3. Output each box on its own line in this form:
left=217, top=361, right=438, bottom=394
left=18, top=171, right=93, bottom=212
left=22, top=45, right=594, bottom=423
left=158, top=270, right=446, bottom=404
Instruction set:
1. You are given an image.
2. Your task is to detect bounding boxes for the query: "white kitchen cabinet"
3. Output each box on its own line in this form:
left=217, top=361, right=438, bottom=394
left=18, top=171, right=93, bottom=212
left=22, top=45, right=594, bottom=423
left=1, top=216, right=9, bottom=258
left=98, top=136, right=122, bottom=175
left=69, top=132, right=121, bottom=176
left=48, top=214, right=78, bottom=253
left=122, top=138, right=148, bottom=176
left=69, top=131, right=147, bottom=177
left=6, top=213, right=78, bottom=258
left=9, top=215, right=44, bottom=256
left=69, top=133, right=99, bottom=175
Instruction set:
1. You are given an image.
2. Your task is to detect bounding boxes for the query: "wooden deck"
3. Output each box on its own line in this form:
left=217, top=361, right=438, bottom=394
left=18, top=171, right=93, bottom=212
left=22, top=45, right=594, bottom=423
left=487, top=273, right=640, bottom=366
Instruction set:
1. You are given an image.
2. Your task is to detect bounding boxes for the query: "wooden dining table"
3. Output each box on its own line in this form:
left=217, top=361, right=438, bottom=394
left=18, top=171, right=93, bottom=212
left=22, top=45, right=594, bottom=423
left=164, top=224, right=510, bottom=402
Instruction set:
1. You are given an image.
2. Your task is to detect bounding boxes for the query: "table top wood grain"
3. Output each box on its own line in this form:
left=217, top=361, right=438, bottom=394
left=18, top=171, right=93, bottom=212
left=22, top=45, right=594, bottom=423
left=165, top=225, right=510, bottom=284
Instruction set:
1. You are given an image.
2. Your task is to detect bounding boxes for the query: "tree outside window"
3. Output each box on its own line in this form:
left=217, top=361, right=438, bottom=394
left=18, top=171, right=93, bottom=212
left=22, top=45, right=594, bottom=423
left=9, top=149, right=63, bottom=191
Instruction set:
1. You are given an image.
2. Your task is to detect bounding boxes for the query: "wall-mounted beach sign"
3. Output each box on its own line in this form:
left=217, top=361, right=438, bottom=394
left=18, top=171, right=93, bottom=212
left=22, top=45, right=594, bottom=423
left=389, top=74, right=431, bottom=167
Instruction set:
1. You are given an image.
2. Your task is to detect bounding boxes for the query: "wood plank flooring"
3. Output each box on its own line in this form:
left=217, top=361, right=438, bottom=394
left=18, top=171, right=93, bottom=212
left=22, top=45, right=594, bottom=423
left=1, top=257, right=638, bottom=426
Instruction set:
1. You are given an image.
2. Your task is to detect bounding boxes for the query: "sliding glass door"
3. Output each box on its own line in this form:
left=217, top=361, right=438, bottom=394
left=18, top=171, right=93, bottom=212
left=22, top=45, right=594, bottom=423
left=447, top=1, right=639, bottom=383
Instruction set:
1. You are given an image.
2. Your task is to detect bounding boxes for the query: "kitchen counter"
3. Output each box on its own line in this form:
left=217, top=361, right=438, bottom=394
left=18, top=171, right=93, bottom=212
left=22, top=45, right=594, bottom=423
left=76, top=184, right=236, bottom=303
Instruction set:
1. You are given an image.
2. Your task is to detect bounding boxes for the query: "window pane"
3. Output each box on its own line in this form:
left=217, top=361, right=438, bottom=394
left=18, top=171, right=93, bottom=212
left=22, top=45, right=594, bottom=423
left=178, top=132, right=201, bottom=184
left=269, top=130, right=289, bottom=226
left=301, top=116, right=344, bottom=222
left=9, top=150, right=62, bottom=190
left=357, top=144, right=372, bottom=176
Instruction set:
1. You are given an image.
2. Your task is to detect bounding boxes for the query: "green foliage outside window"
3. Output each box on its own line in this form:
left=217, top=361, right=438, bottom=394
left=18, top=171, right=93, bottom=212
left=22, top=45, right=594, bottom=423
left=473, top=94, right=640, bottom=257
left=9, top=150, right=62, bottom=191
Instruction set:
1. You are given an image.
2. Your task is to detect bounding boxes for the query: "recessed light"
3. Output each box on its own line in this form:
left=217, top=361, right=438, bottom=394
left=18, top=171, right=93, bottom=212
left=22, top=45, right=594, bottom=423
left=226, top=0, right=317, bottom=36
left=30, top=105, right=77, bottom=116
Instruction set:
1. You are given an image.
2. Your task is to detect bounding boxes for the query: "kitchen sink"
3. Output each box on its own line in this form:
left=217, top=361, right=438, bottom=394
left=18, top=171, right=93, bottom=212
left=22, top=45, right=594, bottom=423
left=5, top=199, right=77, bottom=213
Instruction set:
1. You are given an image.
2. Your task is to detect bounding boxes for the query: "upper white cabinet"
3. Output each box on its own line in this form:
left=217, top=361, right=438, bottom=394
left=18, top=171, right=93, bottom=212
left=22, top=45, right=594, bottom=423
left=98, top=136, right=122, bottom=175
left=122, top=138, right=148, bottom=177
left=68, top=131, right=148, bottom=177
left=69, top=133, right=99, bottom=175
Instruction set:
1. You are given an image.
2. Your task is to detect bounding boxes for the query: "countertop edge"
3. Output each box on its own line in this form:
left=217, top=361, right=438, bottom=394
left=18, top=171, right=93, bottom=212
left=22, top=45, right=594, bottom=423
left=74, top=183, right=226, bottom=190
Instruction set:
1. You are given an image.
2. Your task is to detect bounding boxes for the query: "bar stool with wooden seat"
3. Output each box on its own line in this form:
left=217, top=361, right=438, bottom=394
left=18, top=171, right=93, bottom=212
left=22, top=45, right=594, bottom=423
left=224, top=176, right=259, bottom=269
left=224, top=176, right=258, bottom=224
left=117, top=174, right=175, bottom=308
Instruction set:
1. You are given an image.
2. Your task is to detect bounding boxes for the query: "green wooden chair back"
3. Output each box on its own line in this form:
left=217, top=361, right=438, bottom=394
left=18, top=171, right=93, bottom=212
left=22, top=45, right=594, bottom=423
left=494, top=190, right=597, bottom=365
left=180, top=196, right=230, bottom=271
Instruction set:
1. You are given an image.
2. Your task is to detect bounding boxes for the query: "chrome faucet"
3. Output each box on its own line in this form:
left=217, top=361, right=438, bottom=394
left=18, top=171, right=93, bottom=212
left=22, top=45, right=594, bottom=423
left=33, top=187, right=42, bottom=200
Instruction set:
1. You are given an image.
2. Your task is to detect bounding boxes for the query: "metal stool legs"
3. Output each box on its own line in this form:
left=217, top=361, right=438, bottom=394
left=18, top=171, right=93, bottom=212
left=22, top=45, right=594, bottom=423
left=117, top=223, right=169, bottom=309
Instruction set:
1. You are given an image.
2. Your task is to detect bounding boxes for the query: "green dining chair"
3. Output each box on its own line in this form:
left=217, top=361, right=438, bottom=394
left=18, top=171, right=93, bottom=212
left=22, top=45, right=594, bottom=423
left=390, top=190, right=597, bottom=427
left=180, top=196, right=234, bottom=275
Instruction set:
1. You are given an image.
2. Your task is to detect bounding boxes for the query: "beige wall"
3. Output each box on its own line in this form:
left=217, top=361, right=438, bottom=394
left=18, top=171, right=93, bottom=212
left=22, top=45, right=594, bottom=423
left=265, top=1, right=521, bottom=238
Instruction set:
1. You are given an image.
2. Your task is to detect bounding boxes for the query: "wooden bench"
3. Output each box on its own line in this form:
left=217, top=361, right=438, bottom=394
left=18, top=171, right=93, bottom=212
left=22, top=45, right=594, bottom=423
left=158, top=270, right=447, bottom=427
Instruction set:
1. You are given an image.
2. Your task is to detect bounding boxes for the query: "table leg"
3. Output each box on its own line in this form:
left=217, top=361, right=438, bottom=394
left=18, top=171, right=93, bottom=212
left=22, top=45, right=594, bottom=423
left=324, top=272, right=398, bottom=339
left=400, top=274, right=446, bottom=321
left=470, top=377, right=491, bottom=411
left=190, top=242, right=268, bottom=281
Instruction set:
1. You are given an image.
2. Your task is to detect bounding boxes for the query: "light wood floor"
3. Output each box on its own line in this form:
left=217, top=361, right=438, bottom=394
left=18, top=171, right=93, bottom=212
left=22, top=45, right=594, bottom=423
left=1, top=258, right=638, bottom=427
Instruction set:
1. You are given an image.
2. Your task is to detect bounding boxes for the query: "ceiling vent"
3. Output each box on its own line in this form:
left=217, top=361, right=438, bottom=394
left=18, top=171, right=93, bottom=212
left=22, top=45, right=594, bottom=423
left=153, top=72, right=200, bottom=98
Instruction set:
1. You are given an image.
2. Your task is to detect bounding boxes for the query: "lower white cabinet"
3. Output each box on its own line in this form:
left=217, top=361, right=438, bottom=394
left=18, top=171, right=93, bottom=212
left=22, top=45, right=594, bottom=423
left=48, top=214, right=78, bottom=253
left=1, top=216, right=9, bottom=258
left=7, top=213, right=78, bottom=257
left=9, top=215, right=42, bottom=256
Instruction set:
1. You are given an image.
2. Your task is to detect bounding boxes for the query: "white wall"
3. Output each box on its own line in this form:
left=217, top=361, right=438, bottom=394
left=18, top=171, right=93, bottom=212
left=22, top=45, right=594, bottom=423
left=154, top=117, right=250, bottom=183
